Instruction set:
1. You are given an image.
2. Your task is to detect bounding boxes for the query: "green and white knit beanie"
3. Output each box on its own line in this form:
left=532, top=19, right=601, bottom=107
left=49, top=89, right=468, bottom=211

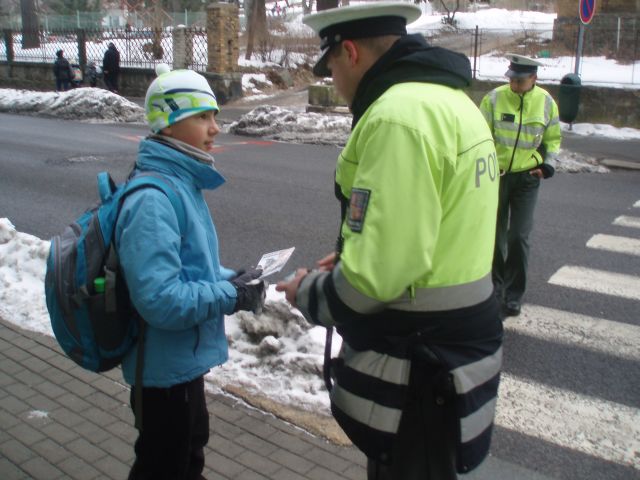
left=145, top=63, right=219, bottom=133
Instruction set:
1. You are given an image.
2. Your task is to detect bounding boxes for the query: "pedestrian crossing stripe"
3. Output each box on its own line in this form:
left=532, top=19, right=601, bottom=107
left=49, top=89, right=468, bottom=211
left=497, top=373, right=640, bottom=469
left=613, top=215, right=640, bottom=229
left=586, top=234, right=640, bottom=257
left=505, top=305, right=640, bottom=361
left=548, top=265, right=640, bottom=301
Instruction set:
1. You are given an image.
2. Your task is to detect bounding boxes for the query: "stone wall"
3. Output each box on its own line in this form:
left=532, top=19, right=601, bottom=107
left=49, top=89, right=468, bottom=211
left=0, top=62, right=243, bottom=104
left=308, top=81, right=640, bottom=128
left=470, top=80, right=640, bottom=127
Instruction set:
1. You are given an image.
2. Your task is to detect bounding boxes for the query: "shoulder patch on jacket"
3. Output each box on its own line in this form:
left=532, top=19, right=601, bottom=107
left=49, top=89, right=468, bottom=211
left=347, top=188, right=370, bottom=233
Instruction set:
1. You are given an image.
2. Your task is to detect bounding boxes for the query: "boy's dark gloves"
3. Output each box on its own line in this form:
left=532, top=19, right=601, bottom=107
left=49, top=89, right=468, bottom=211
left=230, top=268, right=266, bottom=314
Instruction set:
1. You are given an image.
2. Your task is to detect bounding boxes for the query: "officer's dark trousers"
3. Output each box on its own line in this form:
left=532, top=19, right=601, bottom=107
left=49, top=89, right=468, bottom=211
left=366, top=355, right=457, bottom=480
left=128, top=375, right=209, bottom=480
left=493, top=171, right=540, bottom=304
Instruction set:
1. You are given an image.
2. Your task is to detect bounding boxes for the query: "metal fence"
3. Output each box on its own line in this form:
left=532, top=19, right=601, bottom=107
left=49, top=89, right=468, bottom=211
left=419, top=24, right=639, bottom=86
left=1, top=23, right=639, bottom=86
left=0, top=11, right=209, bottom=30
left=1, top=27, right=209, bottom=72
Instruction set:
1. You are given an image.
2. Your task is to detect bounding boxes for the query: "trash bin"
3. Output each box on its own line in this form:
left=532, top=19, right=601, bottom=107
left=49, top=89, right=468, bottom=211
left=558, top=73, right=581, bottom=124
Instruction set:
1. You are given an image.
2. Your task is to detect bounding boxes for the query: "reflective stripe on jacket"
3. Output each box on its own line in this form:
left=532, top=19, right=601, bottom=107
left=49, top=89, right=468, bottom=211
left=480, top=84, right=561, bottom=173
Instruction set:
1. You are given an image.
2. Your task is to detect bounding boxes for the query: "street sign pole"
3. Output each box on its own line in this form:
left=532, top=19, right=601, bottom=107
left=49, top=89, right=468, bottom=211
left=575, top=23, right=585, bottom=75
left=576, top=0, right=596, bottom=75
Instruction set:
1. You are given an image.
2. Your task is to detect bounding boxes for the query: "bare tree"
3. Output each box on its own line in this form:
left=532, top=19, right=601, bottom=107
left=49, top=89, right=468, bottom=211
left=149, top=0, right=164, bottom=60
left=439, top=0, right=460, bottom=26
left=20, top=0, right=39, bottom=48
left=245, top=0, right=267, bottom=60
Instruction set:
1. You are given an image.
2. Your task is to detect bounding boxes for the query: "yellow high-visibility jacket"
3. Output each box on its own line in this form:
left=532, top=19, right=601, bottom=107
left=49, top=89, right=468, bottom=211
left=480, top=84, right=561, bottom=176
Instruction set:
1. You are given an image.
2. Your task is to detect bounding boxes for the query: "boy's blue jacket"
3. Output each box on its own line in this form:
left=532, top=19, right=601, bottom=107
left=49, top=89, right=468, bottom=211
left=115, top=137, right=238, bottom=387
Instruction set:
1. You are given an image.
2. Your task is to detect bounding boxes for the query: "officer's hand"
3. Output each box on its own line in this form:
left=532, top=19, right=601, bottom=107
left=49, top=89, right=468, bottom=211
left=230, top=268, right=265, bottom=314
left=275, top=268, right=309, bottom=307
left=529, top=168, right=544, bottom=179
left=316, top=252, right=337, bottom=272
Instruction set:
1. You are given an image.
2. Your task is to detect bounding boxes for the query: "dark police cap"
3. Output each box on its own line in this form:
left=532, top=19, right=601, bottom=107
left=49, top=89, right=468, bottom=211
left=303, top=2, right=422, bottom=77
left=505, top=53, right=542, bottom=79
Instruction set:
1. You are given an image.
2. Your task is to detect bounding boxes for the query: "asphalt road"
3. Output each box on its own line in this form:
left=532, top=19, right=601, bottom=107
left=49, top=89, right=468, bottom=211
left=0, top=113, right=340, bottom=275
left=1, top=112, right=639, bottom=479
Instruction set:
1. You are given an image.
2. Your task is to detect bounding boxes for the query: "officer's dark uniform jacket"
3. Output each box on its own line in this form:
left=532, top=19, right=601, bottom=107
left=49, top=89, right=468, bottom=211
left=295, top=34, right=503, bottom=474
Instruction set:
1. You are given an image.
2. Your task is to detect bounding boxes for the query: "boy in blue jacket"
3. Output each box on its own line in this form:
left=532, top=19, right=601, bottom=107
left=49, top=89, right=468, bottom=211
left=116, top=64, right=265, bottom=479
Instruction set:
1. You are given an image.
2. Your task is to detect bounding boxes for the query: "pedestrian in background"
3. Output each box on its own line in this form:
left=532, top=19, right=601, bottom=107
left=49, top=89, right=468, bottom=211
left=480, top=54, right=561, bottom=318
left=277, top=3, right=503, bottom=479
left=120, top=63, right=266, bottom=479
left=103, top=42, right=121, bottom=93
left=86, top=61, right=99, bottom=88
left=53, top=49, right=73, bottom=92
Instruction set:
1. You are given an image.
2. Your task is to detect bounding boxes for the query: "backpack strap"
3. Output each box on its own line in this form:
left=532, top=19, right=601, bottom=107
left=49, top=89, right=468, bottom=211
left=122, top=174, right=187, bottom=234
left=97, top=172, right=117, bottom=202
left=103, top=173, right=187, bottom=315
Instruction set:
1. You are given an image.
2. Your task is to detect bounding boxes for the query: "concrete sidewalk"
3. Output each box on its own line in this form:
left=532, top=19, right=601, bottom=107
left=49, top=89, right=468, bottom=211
left=0, top=316, right=366, bottom=479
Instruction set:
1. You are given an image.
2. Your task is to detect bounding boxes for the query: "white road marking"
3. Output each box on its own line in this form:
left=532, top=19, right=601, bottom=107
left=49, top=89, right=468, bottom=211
left=497, top=374, right=640, bottom=469
left=548, top=266, right=640, bottom=301
left=634, top=200, right=640, bottom=208
left=506, top=304, right=640, bottom=361
left=613, top=215, right=640, bottom=229
left=586, top=233, right=640, bottom=257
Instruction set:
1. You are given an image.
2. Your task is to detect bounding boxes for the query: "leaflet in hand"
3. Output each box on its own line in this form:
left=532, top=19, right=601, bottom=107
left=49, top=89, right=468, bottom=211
left=257, top=247, right=295, bottom=278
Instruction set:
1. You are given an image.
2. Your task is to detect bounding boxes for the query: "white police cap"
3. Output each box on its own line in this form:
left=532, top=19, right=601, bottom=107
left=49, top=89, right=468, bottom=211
left=303, top=2, right=422, bottom=77
left=505, top=53, right=542, bottom=79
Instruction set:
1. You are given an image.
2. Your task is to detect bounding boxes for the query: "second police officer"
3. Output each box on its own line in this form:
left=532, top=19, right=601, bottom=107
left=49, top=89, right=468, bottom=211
left=480, top=54, right=562, bottom=317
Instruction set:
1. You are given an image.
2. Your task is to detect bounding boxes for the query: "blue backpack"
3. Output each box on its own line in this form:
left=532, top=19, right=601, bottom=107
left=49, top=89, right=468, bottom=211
left=45, top=171, right=185, bottom=374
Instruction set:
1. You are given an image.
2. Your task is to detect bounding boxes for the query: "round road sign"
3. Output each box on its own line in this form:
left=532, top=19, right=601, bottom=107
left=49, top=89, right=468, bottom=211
left=579, top=0, right=596, bottom=24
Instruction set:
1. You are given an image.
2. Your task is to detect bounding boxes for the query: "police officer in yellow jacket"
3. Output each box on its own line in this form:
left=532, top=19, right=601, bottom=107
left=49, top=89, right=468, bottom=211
left=277, top=3, right=503, bottom=479
left=480, top=54, right=561, bottom=317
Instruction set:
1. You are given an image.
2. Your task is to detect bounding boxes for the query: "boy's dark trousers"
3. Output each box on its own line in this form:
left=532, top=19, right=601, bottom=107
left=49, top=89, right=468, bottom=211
left=128, top=375, right=209, bottom=480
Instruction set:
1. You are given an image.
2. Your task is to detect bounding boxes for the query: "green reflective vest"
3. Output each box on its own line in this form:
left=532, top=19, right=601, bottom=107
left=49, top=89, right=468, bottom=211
left=335, top=82, right=499, bottom=305
left=480, top=84, right=561, bottom=173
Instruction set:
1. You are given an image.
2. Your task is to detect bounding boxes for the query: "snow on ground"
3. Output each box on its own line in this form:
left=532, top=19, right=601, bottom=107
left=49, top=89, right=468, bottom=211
left=0, top=87, right=143, bottom=122
left=229, top=105, right=352, bottom=145
left=0, top=218, right=339, bottom=414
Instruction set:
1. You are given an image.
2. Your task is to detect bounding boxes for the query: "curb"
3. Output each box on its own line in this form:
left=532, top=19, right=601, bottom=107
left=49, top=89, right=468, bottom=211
left=600, top=159, right=640, bottom=171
